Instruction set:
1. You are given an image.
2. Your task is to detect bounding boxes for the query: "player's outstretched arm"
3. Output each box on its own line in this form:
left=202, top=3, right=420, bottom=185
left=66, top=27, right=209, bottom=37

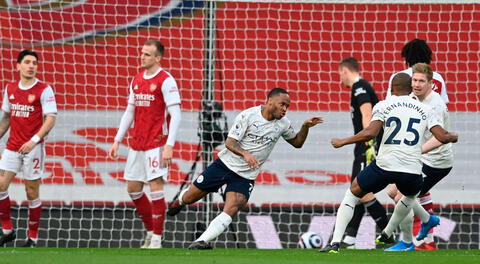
left=225, top=137, right=259, bottom=170
left=286, top=116, right=323, bottom=148
left=430, top=125, right=458, bottom=144
left=331, top=120, right=382, bottom=148
left=421, top=137, right=444, bottom=154
left=0, top=111, right=11, bottom=140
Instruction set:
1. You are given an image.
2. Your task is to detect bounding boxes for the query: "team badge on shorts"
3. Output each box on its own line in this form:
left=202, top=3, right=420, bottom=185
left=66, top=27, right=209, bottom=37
left=28, top=94, right=36, bottom=103
left=196, top=175, right=204, bottom=183
left=150, top=84, right=158, bottom=92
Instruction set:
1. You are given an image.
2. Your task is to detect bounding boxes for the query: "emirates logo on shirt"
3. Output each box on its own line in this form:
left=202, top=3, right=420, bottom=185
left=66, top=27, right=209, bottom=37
left=150, top=84, right=158, bottom=92
left=28, top=94, right=36, bottom=103
left=11, top=103, right=35, bottom=118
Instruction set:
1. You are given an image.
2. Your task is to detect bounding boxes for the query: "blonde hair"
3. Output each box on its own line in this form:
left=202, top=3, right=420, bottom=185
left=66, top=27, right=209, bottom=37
left=412, top=63, right=433, bottom=81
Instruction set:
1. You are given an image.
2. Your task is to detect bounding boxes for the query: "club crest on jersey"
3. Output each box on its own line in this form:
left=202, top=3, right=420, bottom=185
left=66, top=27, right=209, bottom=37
left=0, top=1, right=204, bottom=46
left=150, top=84, right=158, bottom=92
left=28, top=94, right=36, bottom=103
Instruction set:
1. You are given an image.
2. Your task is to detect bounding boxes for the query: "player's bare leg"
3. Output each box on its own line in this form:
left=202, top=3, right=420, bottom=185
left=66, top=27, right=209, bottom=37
left=147, top=178, right=166, bottom=249
left=167, top=184, right=209, bottom=216
left=0, top=170, right=17, bottom=246
left=127, top=180, right=154, bottom=248
left=189, top=192, right=247, bottom=250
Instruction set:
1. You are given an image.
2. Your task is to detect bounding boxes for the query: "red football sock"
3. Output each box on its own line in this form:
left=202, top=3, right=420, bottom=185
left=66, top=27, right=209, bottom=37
left=130, top=192, right=153, bottom=231
left=28, top=199, right=42, bottom=239
left=0, top=193, right=13, bottom=231
left=151, top=191, right=166, bottom=236
left=417, top=192, right=435, bottom=234
left=413, top=215, right=421, bottom=236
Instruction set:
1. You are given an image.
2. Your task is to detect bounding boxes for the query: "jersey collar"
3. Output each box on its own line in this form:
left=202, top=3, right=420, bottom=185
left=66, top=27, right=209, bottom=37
left=18, top=78, right=39, bottom=90
left=143, top=68, right=163, bottom=79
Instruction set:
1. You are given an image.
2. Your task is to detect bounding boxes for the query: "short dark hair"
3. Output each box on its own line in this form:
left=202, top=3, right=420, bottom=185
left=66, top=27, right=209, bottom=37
left=339, top=57, right=359, bottom=72
left=391, top=72, right=412, bottom=95
left=144, top=40, right=165, bottom=56
left=401, top=39, right=432, bottom=67
left=17, top=50, right=38, bottom=63
left=268, top=87, right=288, bottom=98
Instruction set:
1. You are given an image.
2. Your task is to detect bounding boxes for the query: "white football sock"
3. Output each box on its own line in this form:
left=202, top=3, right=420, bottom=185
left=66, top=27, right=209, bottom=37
left=412, top=200, right=430, bottom=223
left=196, top=212, right=232, bottom=242
left=399, top=210, right=414, bottom=243
left=384, top=195, right=416, bottom=237
left=331, top=189, right=360, bottom=243
left=343, top=235, right=356, bottom=245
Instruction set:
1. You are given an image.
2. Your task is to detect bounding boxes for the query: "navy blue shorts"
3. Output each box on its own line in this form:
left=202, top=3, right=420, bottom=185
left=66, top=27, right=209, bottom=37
left=357, top=160, right=423, bottom=196
left=420, top=164, right=452, bottom=195
left=193, top=158, right=254, bottom=200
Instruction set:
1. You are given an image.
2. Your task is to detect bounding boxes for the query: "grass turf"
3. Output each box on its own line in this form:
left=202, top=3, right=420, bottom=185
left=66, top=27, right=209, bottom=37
left=1, top=248, right=479, bottom=264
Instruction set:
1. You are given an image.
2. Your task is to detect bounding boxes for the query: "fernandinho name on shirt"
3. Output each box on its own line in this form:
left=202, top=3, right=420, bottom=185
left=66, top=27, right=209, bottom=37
left=11, top=103, right=35, bottom=117
left=382, top=101, right=428, bottom=120
left=134, top=93, right=155, bottom=107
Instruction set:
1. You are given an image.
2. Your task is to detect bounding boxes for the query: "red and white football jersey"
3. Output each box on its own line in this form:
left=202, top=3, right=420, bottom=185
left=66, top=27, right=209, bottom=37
left=127, top=68, right=181, bottom=151
left=2, top=79, right=57, bottom=151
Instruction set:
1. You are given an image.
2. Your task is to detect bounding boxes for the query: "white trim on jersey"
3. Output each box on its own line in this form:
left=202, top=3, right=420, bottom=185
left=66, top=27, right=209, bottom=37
left=40, top=86, right=58, bottom=114
left=143, top=68, right=163, bottom=80
left=18, top=78, right=39, bottom=90
left=161, top=75, right=181, bottom=107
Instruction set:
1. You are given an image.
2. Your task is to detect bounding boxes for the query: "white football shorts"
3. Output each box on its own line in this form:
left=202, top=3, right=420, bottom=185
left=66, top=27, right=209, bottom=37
left=123, top=147, right=168, bottom=182
left=0, top=143, right=45, bottom=180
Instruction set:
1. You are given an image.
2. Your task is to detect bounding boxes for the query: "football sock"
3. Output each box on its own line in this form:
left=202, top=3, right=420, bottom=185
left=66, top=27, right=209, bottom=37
left=151, top=191, right=166, bottom=236
left=419, top=193, right=434, bottom=214
left=343, top=235, right=356, bottom=245
left=384, top=195, right=415, bottom=237
left=0, top=191, right=13, bottom=232
left=28, top=199, right=42, bottom=240
left=399, top=210, right=414, bottom=243
left=365, top=198, right=389, bottom=230
left=196, top=212, right=232, bottom=242
left=130, top=192, right=153, bottom=231
left=332, top=189, right=360, bottom=243
left=412, top=200, right=430, bottom=223
left=344, top=204, right=364, bottom=239
left=419, top=193, right=435, bottom=241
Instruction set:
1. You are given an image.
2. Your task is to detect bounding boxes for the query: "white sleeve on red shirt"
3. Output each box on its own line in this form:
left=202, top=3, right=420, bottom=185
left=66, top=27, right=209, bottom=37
left=114, top=103, right=135, bottom=142
left=166, top=104, right=181, bottom=146
left=2, top=90, right=10, bottom=113
left=40, top=86, right=57, bottom=115
left=127, top=79, right=135, bottom=105
left=161, top=76, right=181, bottom=107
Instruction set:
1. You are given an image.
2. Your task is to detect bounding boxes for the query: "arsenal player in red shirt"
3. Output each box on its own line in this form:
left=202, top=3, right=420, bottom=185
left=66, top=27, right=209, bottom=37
left=109, top=40, right=181, bottom=249
left=0, top=50, right=57, bottom=247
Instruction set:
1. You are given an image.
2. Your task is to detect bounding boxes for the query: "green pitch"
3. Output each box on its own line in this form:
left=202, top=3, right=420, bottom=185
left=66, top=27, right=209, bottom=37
left=1, top=248, right=479, bottom=264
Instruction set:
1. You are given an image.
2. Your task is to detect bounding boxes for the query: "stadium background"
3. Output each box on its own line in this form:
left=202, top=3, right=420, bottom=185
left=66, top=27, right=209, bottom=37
left=0, top=0, right=479, bottom=249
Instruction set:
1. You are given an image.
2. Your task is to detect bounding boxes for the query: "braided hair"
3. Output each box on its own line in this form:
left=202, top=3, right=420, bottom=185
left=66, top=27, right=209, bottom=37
left=401, top=39, right=432, bottom=67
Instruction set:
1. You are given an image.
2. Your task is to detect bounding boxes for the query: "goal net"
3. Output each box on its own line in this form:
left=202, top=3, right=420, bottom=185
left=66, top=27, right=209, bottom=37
left=0, top=0, right=478, bottom=249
